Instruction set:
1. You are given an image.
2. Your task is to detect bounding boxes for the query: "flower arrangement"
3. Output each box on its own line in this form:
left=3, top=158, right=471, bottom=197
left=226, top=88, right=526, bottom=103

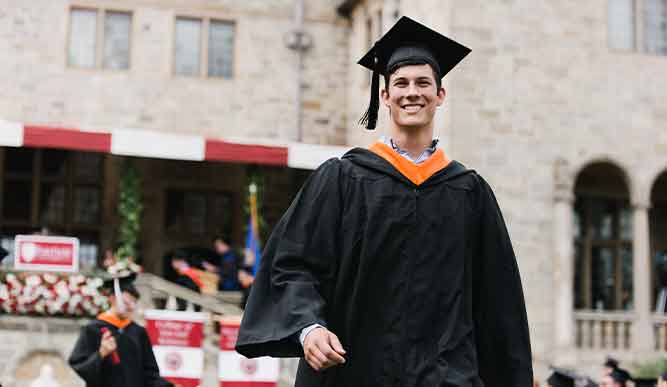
left=0, top=272, right=110, bottom=317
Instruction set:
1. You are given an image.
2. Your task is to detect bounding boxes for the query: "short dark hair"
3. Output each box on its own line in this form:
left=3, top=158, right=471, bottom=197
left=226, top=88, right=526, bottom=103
left=212, top=234, right=229, bottom=244
left=383, top=63, right=442, bottom=92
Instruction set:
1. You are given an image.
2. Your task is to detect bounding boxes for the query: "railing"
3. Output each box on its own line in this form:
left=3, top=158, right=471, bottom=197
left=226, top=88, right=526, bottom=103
left=574, top=310, right=634, bottom=351
left=135, top=272, right=243, bottom=316
left=653, top=314, right=667, bottom=351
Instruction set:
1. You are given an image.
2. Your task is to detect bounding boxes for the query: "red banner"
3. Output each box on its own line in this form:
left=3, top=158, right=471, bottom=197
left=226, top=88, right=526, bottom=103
left=145, top=310, right=207, bottom=387
left=219, top=316, right=279, bottom=387
left=13, top=235, right=79, bottom=272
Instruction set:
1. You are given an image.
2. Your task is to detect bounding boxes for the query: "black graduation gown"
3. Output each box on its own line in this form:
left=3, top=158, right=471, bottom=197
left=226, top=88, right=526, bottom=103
left=69, top=318, right=172, bottom=387
left=235, top=148, right=533, bottom=387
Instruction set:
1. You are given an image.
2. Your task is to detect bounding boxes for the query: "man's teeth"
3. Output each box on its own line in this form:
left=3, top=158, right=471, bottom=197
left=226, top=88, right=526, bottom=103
left=403, top=105, right=422, bottom=112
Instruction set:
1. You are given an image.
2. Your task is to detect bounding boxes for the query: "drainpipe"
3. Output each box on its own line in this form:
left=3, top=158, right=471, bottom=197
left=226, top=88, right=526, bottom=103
left=286, top=0, right=311, bottom=142
left=295, top=0, right=304, bottom=142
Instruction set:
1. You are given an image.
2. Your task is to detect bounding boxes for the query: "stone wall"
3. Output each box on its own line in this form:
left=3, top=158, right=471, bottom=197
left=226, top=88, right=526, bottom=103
left=0, top=316, right=86, bottom=387
left=0, top=0, right=348, bottom=144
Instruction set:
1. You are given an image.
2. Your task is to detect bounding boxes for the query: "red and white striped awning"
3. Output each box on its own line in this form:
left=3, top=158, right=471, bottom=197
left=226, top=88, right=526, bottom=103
left=0, top=120, right=350, bottom=170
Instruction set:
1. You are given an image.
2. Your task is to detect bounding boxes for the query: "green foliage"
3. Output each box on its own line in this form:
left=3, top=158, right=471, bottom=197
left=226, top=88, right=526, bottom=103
left=632, top=357, right=667, bottom=378
left=116, top=160, right=143, bottom=262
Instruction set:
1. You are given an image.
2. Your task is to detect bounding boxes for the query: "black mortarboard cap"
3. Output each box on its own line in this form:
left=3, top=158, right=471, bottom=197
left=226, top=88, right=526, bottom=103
left=357, top=16, right=471, bottom=130
left=103, top=272, right=140, bottom=300
left=546, top=368, right=576, bottom=387
left=605, top=356, right=620, bottom=369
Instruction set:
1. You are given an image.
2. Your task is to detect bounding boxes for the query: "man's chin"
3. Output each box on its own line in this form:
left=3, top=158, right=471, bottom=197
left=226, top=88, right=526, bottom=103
left=395, top=119, right=428, bottom=130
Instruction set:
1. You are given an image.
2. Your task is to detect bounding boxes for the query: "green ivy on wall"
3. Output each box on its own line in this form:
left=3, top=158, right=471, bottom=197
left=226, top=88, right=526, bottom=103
left=116, top=160, right=143, bottom=262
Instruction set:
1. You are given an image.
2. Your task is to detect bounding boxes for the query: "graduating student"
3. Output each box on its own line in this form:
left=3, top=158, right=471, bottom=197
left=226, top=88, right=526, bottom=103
left=236, top=16, right=532, bottom=387
left=69, top=266, right=172, bottom=387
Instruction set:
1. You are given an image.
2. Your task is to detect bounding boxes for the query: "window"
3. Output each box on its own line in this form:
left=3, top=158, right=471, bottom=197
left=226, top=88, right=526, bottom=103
left=165, top=189, right=233, bottom=235
left=68, top=7, right=132, bottom=69
left=174, top=17, right=235, bottom=78
left=608, top=0, right=667, bottom=55
left=0, top=148, right=105, bottom=270
left=609, top=0, right=636, bottom=50
left=644, top=0, right=667, bottom=54
left=574, top=163, right=633, bottom=311
left=651, top=171, right=667, bottom=311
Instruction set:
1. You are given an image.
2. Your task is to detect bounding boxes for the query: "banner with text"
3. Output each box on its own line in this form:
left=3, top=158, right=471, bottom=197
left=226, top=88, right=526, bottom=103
left=219, top=316, right=279, bottom=387
left=145, top=310, right=207, bottom=387
left=13, top=235, right=79, bottom=272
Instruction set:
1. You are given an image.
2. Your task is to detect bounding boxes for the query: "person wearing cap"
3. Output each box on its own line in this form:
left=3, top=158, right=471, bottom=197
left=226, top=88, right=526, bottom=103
left=546, top=369, right=576, bottom=387
left=600, top=369, right=631, bottom=387
left=235, top=16, right=532, bottom=387
left=603, top=356, right=633, bottom=385
left=68, top=264, right=172, bottom=387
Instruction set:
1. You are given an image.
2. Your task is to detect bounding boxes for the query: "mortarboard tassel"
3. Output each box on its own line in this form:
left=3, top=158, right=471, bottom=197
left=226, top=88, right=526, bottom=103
left=359, top=56, right=380, bottom=130
left=114, top=277, right=126, bottom=314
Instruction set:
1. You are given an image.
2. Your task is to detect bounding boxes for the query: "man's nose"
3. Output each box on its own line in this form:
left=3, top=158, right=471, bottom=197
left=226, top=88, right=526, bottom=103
left=406, top=82, right=420, bottom=98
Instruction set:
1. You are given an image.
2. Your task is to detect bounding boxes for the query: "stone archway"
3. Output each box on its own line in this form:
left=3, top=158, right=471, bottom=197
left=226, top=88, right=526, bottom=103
left=573, top=161, right=632, bottom=311
left=11, top=350, right=83, bottom=387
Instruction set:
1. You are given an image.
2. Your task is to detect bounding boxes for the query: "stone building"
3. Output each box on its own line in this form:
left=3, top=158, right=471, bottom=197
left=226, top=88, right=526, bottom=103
left=1, top=0, right=667, bottom=385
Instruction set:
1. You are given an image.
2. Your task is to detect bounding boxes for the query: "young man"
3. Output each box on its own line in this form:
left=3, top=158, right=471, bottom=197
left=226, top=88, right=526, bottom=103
left=69, top=268, right=172, bottom=387
left=236, top=17, right=532, bottom=386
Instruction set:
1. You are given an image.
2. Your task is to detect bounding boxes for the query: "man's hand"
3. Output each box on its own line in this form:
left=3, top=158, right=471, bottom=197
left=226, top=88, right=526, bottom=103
left=99, top=330, right=117, bottom=358
left=303, top=327, right=346, bottom=372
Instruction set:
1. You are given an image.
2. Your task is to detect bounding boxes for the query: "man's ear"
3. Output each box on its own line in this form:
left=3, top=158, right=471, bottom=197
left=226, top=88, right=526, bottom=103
left=381, top=88, right=391, bottom=107
left=436, top=86, right=447, bottom=106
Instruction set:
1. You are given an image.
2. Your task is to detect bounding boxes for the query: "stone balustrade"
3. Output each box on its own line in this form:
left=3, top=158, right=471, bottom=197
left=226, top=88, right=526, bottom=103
left=574, top=310, right=634, bottom=351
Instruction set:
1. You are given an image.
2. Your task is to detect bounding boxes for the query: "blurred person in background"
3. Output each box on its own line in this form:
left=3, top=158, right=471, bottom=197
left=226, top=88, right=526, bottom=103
left=170, top=249, right=203, bottom=310
left=600, top=369, right=631, bottom=387
left=69, top=266, right=172, bottom=387
left=211, top=235, right=241, bottom=291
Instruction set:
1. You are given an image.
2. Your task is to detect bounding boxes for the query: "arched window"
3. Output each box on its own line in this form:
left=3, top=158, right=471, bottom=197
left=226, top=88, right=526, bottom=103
left=651, top=171, right=667, bottom=312
left=574, top=162, right=633, bottom=311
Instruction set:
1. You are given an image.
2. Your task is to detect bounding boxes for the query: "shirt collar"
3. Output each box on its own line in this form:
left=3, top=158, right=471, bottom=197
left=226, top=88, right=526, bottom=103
left=381, top=137, right=440, bottom=164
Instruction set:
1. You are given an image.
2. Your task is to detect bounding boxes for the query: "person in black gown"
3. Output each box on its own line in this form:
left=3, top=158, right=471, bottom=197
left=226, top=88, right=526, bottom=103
left=235, top=16, right=532, bottom=387
left=69, top=268, right=172, bottom=387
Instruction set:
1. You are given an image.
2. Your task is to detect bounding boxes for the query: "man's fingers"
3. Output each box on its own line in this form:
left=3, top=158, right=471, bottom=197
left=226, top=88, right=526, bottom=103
left=327, top=333, right=346, bottom=356
left=316, top=340, right=345, bottom=365
left=310, top=346, right=330, bottom=366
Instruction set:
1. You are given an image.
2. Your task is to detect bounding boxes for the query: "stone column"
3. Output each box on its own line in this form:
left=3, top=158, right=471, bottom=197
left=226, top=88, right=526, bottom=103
left=554, top=186, right=575, bottom=350
left=632, top=199, right=654, bottom=352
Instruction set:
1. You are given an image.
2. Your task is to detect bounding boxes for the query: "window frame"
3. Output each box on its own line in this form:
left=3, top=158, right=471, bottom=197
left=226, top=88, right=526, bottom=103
left=172, top=14, right=237, bottom=80
left=67, top=5, right=134, bottom=71
left=0, top=148, right=105, bottom=233
left=607, top=0, right=667, bottom=56
left=575, top=195, right=634, bottom=311
left=162, top=187, right=235, bottom=238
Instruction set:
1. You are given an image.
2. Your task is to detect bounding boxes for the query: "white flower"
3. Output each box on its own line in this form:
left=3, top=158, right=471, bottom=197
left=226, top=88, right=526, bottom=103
left=43, top=274, right=58, bottom=284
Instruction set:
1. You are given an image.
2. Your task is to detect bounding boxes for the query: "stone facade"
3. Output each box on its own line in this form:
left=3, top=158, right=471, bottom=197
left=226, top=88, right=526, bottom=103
left=0, top=0, right=348, bottom=144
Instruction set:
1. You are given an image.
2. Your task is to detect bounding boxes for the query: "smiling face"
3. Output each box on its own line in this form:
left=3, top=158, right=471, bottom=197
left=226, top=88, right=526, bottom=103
left=111, top=291, right=137, bottom=319
left=381, top=63, right=445, bottom=132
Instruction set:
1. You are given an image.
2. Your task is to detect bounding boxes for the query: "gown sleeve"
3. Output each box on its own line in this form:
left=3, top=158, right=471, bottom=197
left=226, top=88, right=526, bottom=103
left=235, top=158, right=344, bottom=358
left=140, top=328, right=174, bottom=387
left=68, top=325, right=104, bottom=387
left=473, top=176, right=533, bottom=387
